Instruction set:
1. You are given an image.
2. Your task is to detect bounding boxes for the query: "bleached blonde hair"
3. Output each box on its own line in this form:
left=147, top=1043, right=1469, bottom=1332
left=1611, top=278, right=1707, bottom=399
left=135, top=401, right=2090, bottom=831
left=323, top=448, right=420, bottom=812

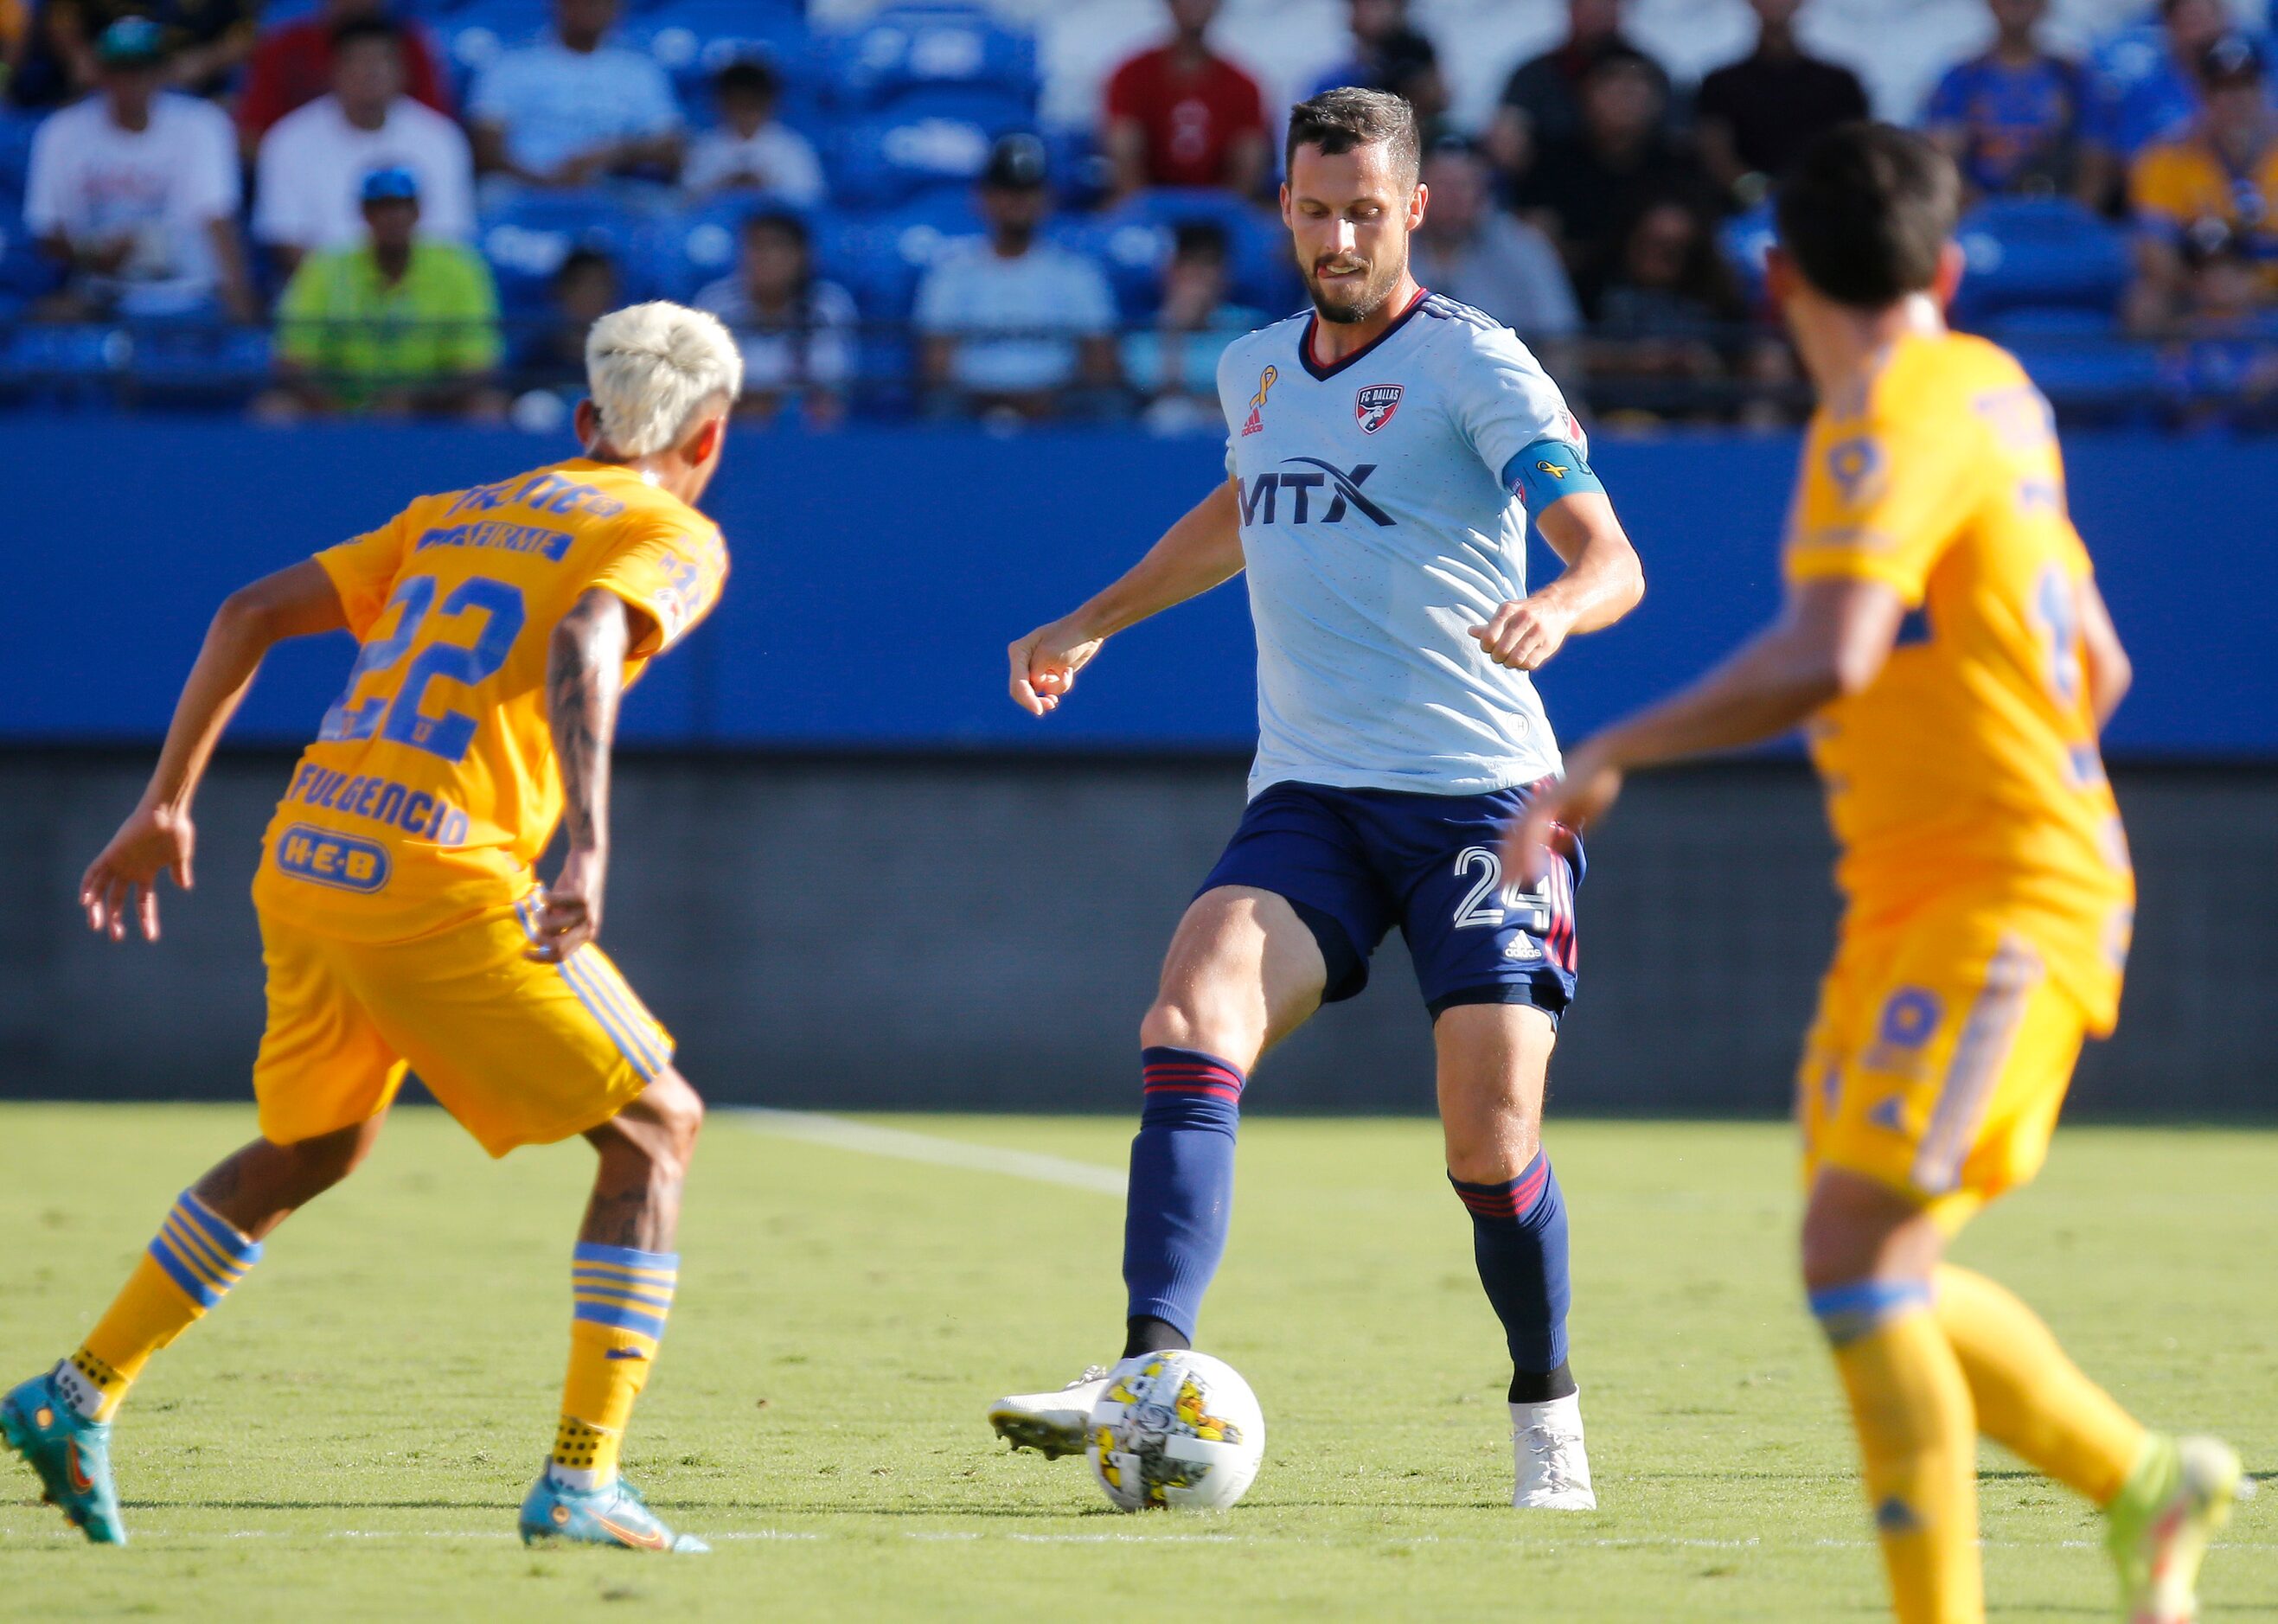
left=584, top=301, right=744, bottom=458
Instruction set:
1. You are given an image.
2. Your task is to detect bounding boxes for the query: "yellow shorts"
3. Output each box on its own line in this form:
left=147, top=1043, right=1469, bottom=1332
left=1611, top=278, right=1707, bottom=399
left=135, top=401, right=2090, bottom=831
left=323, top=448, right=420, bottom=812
left=252, top=892, right=673, bottom=1158
left=1797, top=909, right=2087, bottom=1231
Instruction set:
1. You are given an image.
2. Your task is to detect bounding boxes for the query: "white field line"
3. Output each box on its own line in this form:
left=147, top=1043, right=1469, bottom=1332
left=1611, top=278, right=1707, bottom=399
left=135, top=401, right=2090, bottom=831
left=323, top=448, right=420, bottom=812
left=10, top=1525, right=2275, bottom=1552
left=733, top=1109, right=1127, bottom=1197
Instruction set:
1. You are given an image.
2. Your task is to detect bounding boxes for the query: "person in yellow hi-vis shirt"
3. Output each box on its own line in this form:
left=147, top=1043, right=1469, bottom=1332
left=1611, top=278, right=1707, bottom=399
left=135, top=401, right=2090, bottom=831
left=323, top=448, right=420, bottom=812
left=2, top=302, right=741, bottom=1555
left=1510, top=125, right=2244, bottom=1624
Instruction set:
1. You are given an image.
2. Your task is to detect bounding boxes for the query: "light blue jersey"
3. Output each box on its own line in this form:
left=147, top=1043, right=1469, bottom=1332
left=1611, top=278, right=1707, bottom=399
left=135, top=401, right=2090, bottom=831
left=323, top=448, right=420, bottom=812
left=1217, top=289, right=1602, bottom=798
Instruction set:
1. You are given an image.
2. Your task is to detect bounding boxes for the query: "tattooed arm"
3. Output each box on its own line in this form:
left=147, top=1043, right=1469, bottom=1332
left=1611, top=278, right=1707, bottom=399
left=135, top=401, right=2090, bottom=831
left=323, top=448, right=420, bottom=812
left=526, top=588, right=651, bottom=963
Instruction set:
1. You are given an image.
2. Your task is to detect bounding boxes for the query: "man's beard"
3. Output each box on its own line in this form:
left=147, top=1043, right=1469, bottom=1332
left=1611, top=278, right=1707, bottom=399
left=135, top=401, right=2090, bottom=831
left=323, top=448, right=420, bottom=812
left=1304, top=255, right=1405, bottom=325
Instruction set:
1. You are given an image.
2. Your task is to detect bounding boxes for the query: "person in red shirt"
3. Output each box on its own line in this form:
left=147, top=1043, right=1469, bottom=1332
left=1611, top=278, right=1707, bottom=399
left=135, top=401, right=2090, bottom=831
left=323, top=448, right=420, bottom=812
left=1103, top=0, right=1268, bottom=197
left=236, top=0, right=449, bottom=154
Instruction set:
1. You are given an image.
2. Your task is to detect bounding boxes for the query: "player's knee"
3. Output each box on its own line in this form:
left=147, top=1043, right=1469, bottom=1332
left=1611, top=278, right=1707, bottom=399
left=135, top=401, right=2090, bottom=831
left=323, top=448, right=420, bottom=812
left=1798, top=1173, right=1939, bottom=1293
left=645, top=1071, right=705, bottom=1166
left=268, top=1124, right=372, bottom=1197
left=1139, top=994, right=1257, bottom=1065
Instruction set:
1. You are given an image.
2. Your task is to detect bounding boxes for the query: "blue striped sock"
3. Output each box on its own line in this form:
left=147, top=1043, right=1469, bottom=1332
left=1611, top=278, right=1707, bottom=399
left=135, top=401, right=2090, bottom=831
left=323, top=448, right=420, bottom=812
left=1450, top=1152, right=1571, bottom=1386
left=1122, top=1047, right=1245, bottom=1343
left=146, top=1189, right=264, bottom=1312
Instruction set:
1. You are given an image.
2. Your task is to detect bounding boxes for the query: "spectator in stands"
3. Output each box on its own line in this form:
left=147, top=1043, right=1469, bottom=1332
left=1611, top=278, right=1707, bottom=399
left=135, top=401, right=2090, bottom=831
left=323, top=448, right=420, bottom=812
left=1103, top=0, right=1268, bottom=198
left=2, top=0, right=28, bottom=98
left=19, top=0, right=254, bottom=105
left=467, top=0, right=681, bottom=190
left=2129, top=35, right=2278, bottom=329
left=2081, top=0, right=2235, bottom=208
left=515, top=243, right=618, bottom=388
left=915, top=132, right=1117, bottom=423
left=1588, top=195, right=1749, bottom=415
left=253, top=19, right=474, bottom=277
left=2158, top=219, right=2278, bottom=424
left=22, top=18, right=253, bottom=320
left=1308, top=0, right=1451, bottom=140
left=683, top=57, right=825, bottom=205
left=1922, top=0, right=2088, bottom=201
left=1513, top=47, right=1717, bottom=315
left=1487, top=0, right=1673, bottom=188
left=1124, top=220, right=1262, bottom=435
left=266, top=164, right=504, bottom=419
left=1695, top=0, right=1869, bottom=205
left=236, top=0, right=450, bottom=155
left=694, top=209, right=857, bottom=426
left=1410, top=138, right=1579, bottom=368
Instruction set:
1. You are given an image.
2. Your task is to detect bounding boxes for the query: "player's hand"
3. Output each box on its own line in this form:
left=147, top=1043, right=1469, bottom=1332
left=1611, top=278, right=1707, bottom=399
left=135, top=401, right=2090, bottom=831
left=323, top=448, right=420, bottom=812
left=527, top=847, right=606, bottom=963
left=1008, top=616, right=1104, bottom=716
left=80, top=802, right=195, bottom=943
left=1469, top=596, right=1578, bottom=671
left=1503, top=740, right=1624, bottom=886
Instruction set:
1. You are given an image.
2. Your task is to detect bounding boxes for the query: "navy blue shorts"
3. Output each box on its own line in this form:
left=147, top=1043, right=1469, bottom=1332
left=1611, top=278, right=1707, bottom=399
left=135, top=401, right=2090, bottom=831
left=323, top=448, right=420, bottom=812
left=1198, top=780, right=1582, bottom=1021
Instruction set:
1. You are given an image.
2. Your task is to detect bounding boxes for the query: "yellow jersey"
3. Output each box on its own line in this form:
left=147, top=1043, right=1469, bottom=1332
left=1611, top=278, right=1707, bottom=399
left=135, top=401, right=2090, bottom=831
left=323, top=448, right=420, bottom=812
left=1783, top=330, right=2133, bottom=1031
left=252, top=458, right=727, bottom=943
left=2128, top=133, right=2278, bottom=276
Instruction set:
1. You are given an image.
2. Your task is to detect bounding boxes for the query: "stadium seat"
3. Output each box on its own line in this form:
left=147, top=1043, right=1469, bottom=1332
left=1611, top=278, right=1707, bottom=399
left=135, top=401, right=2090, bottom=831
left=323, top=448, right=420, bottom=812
left=1953, top=198, right=2131, bottom=324
left=623, top=3, right=816, bottom=99
left=434, top=0, right=552, bottom=86
left=478, top=190, right=667, bottom=310
left=825, top=111, right=1026, bottom=208
left=825, top=7, right=1038, bottom=114
left=819, top=193, right=983, bottom=318
left=0, top=111, right=39, bottom=200
left=2000, top=332, right=2162, bottom=424
left=1088, top=189, right=1299, bottom=320
left=1717, top=201, right=1778, bottom=305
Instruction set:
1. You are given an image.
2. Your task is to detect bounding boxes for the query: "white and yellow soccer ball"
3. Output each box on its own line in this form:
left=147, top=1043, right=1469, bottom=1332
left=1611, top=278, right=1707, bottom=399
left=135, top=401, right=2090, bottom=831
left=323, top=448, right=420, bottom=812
left=1086, top=1350, right=1264, bottom=1512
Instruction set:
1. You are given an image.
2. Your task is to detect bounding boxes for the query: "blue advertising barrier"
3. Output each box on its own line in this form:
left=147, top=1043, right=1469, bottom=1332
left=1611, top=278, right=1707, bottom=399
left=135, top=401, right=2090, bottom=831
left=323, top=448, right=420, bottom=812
left=9, top=421, right=2272, bottom=755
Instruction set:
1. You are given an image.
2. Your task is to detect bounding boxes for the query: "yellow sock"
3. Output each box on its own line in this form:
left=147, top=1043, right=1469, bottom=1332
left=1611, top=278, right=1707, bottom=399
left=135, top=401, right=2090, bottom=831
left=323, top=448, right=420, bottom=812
left=59, top=1191, right=264, bottom=1422
left=1813, top=1282, right=1982, bottom=1624
left=551, top=1243, right=677, bottom=1489
left=1934, top=1264, right=2146, bottom=1506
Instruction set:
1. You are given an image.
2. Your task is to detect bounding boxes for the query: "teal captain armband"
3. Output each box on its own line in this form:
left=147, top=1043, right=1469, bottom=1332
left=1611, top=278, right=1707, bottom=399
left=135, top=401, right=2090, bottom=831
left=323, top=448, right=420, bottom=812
left=1502, top=438, right=1603, bottom=513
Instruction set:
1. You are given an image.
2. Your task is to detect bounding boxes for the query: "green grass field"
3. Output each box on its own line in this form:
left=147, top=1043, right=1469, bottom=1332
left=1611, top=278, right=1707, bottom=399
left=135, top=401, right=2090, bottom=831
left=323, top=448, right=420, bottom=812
left=1, top=1106, right=2271, bottom=1621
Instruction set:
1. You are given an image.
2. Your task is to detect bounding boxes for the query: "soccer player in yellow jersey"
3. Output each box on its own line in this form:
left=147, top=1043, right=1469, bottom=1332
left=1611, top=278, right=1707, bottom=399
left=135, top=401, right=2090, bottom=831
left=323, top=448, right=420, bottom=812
left=1511, top=126, right=2244, bottom=1624
left=0, top=303, right=741, bottom=1553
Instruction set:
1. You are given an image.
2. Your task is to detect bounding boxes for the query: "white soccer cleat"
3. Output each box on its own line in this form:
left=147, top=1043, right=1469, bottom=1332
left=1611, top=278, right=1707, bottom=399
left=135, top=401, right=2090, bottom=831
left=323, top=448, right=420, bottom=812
left=988, top=1365, right=1112, bottom=1460
left=1510, top=1392, right=1597, bottom=1510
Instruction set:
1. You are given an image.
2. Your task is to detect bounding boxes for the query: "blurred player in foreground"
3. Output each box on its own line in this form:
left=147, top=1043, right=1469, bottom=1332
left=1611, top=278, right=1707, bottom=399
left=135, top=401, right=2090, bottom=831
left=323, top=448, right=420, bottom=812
left=2, top=303, right=739, bottom=1553
left=1510, top=125, right=2243, bottom=1622
left=993, top=87, right=1643, bottom=1508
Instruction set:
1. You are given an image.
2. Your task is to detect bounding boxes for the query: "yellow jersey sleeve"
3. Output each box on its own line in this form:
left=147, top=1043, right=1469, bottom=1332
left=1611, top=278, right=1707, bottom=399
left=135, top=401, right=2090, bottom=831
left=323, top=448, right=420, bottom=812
left=1784, top=410, right=1991, bottom=604
left=2128, top=142, right=2207, bottom=236
left=312, top=508, right=416, bottom=638
left=589, top=520, right=728, bottom=659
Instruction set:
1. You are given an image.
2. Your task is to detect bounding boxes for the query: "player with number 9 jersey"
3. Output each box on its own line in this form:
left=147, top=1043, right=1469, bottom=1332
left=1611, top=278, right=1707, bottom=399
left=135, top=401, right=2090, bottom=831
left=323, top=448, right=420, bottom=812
left=1783, top=331, right=2134, bottom=1218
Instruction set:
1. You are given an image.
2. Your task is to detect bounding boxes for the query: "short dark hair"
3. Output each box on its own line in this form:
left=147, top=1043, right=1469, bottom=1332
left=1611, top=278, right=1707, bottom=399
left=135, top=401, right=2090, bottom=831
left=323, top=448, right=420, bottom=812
left=1171, top=220, right=1229, bottom=260
left=1774, top=123, right=1959, bottom=310
left=713, top=57, right=780, bottom=99
left=553, top=246, right=617, bottom=288
left=1284, top=86, right=1421, bottom=189
left=744, top=208, right=809, bottom=247
left=330, top=16, right=403, bottom=53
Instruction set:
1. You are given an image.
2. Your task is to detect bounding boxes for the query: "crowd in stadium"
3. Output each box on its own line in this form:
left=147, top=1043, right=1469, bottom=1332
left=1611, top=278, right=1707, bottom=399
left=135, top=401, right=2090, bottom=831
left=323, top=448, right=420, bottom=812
left=1, top=0, right=2274, bottom=425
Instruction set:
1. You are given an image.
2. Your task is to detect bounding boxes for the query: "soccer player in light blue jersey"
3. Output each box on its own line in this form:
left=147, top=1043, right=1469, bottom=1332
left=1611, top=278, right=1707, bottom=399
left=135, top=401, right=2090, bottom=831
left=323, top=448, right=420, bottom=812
left=988, top=87, right=1644, bottom=1508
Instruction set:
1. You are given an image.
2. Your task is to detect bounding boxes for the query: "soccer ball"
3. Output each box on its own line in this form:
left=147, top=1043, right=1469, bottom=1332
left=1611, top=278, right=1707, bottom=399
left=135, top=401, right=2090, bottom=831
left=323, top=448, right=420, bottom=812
left=1085, top=1350, right=1265, bottom=1512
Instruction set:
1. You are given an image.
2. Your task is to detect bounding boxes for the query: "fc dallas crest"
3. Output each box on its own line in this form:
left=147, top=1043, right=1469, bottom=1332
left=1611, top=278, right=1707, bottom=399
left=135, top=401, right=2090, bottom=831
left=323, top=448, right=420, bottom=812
left=1354, top=383, right=1402, bottom=434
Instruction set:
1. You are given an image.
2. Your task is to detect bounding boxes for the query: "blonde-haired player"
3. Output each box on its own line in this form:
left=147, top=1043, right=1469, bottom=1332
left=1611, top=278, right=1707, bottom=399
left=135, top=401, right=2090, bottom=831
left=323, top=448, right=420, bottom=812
left=1512, top=127, right=2243, bottom=1623
left=3, top=303, right=740, bottom=1552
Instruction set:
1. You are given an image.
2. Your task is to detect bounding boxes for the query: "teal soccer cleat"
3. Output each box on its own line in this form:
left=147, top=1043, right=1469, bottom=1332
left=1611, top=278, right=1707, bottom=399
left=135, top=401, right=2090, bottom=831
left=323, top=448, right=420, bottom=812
left=1, top=1368, right=126, bottom=1544
left=519, top=1474, right=708, bottom=1553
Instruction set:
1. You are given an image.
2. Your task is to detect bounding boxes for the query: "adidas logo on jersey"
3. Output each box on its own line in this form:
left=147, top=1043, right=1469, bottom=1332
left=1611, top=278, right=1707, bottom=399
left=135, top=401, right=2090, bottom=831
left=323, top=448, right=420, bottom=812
left=1241, top=364, right=1277, bottom=436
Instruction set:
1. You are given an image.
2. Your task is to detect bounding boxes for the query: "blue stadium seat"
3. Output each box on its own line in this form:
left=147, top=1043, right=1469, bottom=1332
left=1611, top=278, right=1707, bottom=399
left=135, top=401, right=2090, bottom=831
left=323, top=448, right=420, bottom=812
left=623, top=3, right=815, bottom=99
left=1718, top=201, right=1777, bottom=304
left=130, top=323, right=273, bottom=398
left=1953, top=198, right=2130, bottom=323
left=819, top=194, right=983, bottom=318
left=2001, top=332, right=2161, bottom=422
left=826, top=8, right=1037, bottom=114
left=435, top=0, right=551, bottom=87
left=825, top=111, right=1022, bottom=209
left=0, top=110, right=41, bottom=200
left=1088, top=189, right=1298, bottom=320
left=0, top=192, right=61, bottom=304
left=478, top=190, right=665, bottom=310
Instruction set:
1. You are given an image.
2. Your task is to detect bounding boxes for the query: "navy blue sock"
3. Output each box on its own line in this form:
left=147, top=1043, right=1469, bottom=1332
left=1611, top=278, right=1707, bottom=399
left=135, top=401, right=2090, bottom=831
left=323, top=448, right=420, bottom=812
left=1450, top=1152, right=1577, bottom=1403
left=1121, top=1046, right=1244, bottom=1346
